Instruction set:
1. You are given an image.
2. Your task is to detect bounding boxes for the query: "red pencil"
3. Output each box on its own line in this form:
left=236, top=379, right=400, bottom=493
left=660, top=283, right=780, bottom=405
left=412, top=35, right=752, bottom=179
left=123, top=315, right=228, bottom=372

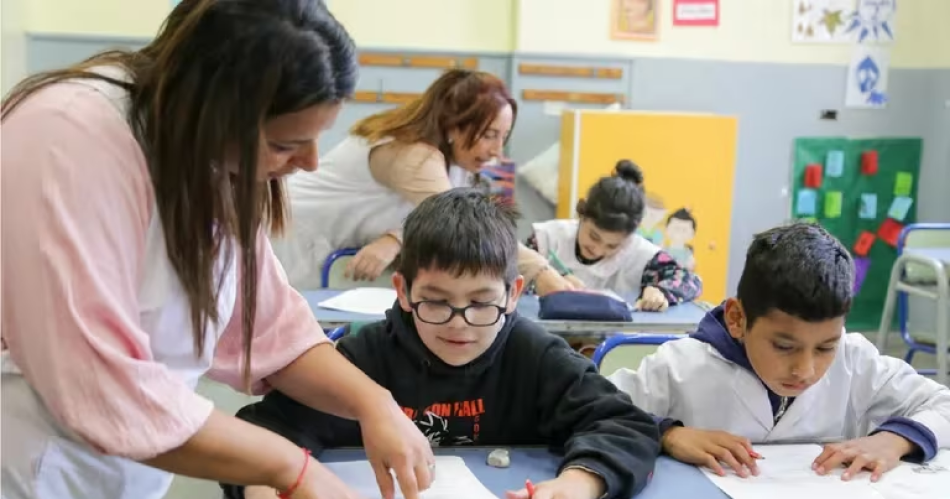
left=525, top=479, right=535, bottom=498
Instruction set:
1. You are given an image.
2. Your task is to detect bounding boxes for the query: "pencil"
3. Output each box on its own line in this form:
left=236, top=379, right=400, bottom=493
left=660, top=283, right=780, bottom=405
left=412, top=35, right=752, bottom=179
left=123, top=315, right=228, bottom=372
left=547, top=250, right=573, bottom=276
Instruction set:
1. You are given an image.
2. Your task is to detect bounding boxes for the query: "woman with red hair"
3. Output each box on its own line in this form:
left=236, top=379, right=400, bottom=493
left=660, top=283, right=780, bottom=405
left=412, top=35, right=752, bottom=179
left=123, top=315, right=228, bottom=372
left=274, top=69, right=576, bottom=295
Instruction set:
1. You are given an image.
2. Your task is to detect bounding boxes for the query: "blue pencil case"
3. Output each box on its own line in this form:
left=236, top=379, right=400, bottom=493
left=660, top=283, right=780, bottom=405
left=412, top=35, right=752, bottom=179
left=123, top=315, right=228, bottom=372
left=538, top=291, right=633, bottom=322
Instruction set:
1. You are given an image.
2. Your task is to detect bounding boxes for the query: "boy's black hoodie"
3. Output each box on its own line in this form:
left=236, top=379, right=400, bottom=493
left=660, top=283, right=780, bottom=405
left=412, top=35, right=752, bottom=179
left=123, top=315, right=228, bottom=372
left=223, top=306, right=660, bottom=499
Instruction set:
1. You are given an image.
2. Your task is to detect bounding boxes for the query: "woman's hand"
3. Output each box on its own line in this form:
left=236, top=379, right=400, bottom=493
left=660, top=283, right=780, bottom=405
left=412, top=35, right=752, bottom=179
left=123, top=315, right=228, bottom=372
left=535, top=268, right=583, bottom=296
left=812, top=432, right=914, bottom=482
left=360, top=400, right=436, bottom=499
left=345, top=235, right=401, bottom=281
left=635, top=286, right=669, bottom=312
left=662, top=427, right=761, bottom=478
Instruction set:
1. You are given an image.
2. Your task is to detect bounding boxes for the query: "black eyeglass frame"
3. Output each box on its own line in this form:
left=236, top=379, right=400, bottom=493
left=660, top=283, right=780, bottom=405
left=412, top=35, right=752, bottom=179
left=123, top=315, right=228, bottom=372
left=406, top=283, right=512, bottom=327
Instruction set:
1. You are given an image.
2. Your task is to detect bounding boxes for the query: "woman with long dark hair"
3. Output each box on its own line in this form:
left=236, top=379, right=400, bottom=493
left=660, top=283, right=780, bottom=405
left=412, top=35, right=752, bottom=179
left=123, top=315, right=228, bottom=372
left=1, top=1, right=434, bottom=498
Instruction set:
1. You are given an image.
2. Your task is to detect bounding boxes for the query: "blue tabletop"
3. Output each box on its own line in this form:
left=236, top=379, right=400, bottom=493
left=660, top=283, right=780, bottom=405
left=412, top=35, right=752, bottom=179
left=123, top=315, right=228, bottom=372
left=320, top=447, right=726, bottom=499
left=303, top=289, right=709, bottom=336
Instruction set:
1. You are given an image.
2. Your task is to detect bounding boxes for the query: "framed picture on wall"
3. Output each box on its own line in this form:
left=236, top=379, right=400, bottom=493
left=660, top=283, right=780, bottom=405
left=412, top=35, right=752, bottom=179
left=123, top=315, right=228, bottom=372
left=610, top=0, right=659, bottom=40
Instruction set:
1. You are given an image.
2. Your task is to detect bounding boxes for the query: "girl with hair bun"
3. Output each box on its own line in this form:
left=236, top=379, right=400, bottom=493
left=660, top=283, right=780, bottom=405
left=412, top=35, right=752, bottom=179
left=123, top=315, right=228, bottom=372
left=526, top=159, right=702, bottom=311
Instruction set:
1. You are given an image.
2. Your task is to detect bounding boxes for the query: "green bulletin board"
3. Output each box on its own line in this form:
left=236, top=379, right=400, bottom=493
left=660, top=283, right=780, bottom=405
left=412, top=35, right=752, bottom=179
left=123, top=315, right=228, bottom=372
left=791, top=137, right=922, bottom=331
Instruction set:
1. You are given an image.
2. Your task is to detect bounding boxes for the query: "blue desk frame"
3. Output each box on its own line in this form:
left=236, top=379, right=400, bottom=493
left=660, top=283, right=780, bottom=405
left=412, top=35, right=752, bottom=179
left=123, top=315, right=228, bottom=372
left=321, top=447, right=727, bottom=499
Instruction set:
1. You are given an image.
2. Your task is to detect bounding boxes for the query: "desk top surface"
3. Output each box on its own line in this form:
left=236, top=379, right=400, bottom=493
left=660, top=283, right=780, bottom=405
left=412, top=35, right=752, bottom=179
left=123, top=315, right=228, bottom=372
left=320, top=447, right=726, bottom=499
left=303, top=289, right=709, bottom=334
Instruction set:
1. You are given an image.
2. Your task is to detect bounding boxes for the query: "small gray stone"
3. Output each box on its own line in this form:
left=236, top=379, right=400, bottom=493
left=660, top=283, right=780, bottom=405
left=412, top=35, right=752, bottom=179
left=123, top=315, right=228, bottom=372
left=486, top=448, right=510, bottom=468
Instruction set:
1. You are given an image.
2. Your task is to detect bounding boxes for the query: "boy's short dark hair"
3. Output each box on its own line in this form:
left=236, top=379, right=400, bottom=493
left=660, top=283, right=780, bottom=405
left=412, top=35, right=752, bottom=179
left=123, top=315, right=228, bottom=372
left=737, top=222, right=854, bottom=327
left=397, top=188, right=520, bottom=284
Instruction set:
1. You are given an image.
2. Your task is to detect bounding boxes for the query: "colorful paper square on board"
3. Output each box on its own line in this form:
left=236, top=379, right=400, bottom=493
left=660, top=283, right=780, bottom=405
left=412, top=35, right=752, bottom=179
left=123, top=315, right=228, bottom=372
left=796, top=189, right=817, bottom=216
left=853, top=257, right=871, bottom=294
left=824, top=191, right=843, bottom=218
left=877, top=218, right=904, bottom=247
left=853, top=231, right=876, bottom=257
left=887, top=196, right=913, bottom=221
left=826, top=150, right=845, bottom=177
left=894, top=172, right=913, bottom=196
left=859, top=193, right=877, bottom=219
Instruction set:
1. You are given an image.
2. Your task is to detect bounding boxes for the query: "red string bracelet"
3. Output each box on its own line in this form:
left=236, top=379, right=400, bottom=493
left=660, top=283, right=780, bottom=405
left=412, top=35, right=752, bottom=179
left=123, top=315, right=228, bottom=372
left=277, top=447, right=311, bottom=499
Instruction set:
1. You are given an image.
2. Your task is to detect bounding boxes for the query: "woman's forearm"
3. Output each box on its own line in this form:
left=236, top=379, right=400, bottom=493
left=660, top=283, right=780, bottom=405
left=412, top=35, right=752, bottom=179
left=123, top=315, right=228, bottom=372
left=266, top=342, right=393, bottom=421
left=142, top=410, right=302, bottom=490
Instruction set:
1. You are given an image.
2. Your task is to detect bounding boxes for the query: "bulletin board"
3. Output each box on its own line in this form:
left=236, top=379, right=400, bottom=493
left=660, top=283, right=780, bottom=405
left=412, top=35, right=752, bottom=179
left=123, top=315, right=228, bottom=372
left=791, top=137, right=922, bottom=331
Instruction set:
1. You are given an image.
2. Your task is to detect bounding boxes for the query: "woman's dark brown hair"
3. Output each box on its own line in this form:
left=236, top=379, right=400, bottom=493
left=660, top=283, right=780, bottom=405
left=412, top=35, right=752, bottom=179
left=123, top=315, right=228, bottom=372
left=350, top=69, right=516, bottom=165
left=1, top=0, right=358, bottom=389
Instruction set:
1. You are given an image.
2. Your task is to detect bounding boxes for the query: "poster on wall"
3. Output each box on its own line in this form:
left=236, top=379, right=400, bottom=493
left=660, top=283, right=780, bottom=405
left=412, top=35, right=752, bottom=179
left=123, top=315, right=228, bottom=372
left=610, top=0, right=659, bottom=40
left=847, top=0, right=896, bottom=43
left=672, top=0, right=719, bottom=26
left=845, top=45, right=890, bottom=108
left=791, top=0, right=856, bottom=43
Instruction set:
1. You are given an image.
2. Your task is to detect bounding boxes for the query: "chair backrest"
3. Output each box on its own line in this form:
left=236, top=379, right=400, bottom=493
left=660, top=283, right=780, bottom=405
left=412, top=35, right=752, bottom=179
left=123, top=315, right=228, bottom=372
left=592, top=333, right=684, bottom=376
left=321, top=247, right=396, bottom=289
left=899, top=223, right=950, bottom=282
left=327, top=325, right=347, bottom=341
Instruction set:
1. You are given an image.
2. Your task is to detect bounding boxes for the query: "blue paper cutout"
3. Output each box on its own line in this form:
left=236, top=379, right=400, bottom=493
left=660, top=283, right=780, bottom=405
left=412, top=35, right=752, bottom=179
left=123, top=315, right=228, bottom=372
left=847, top=0, right=896, bottom=43
left=796, top=189, right=817, bottom=216
left=856, top=56, right=888, bottom=105
left=859, top=193, right=878, bottom=219
left=826, top=151, right=845, bottom=177
left=887, top=196, right=913, bottom=221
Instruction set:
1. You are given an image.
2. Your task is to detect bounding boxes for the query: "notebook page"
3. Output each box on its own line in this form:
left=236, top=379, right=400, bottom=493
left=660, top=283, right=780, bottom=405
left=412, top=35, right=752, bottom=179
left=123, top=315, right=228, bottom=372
left=317, top=287, right=396, bottom=316
left=325, top=456, right=497, bottom=499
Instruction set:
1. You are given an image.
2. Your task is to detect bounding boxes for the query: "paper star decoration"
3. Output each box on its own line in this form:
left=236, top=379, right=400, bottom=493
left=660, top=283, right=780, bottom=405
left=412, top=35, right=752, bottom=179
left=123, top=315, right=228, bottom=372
left=821, top=10, right=845, bottom=35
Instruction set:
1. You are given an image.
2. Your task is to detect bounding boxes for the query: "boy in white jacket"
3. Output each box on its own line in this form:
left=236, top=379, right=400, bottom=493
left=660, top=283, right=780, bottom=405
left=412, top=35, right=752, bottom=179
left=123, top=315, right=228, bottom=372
left=610, top=222, right=950, bottom=482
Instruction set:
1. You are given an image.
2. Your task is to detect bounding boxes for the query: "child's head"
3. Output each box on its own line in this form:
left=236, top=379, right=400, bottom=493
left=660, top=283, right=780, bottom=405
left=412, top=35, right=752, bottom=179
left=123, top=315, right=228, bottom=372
left=723, top=223, right=853, bottom=397
left=665, top=208, right=697, bottom=248
left=574, top=160, right=645, bottom=261
left=393, top=188, right=524, bottom=366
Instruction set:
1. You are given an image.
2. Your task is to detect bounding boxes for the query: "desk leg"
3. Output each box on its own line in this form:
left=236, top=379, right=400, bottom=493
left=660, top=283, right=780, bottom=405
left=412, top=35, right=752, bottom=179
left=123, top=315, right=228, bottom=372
left=935, top=265, right=949, bottom=386
left=876, top=259, right=904, bottom=352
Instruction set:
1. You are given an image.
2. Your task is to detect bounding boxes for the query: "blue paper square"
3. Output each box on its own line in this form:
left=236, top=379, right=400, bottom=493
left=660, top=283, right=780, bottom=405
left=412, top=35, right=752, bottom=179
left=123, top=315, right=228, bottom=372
left=888, top=196, right=913, bottom=221
left=826, top=150, right=845, bottom=178
left=859, top=193, right=877, bottom=219
left=796, top=189, right=817, bottom=216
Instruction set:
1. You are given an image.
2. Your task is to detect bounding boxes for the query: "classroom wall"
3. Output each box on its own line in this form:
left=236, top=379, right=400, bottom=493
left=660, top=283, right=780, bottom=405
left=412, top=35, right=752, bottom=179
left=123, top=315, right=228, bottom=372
left=1, top=0, right=28, bottom=95
left=16, top=0, right=950, bottom=314
left=516, top=0, right=950, bottom=68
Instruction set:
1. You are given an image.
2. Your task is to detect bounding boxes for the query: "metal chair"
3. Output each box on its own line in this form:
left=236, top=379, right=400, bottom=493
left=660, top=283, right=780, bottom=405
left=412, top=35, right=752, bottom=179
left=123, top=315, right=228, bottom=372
left=875, top=223, right=950, bottom=385
left=591, top=333, right=684, bottom=372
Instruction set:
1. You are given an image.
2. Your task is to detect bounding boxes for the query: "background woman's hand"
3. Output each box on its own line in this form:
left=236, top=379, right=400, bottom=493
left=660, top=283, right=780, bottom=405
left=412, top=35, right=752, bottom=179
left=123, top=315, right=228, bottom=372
left=535, top=268, right=583, bottom=296
left=345, top=235, right=401, bottom=281
left=360, top=400, right=436, bottom=499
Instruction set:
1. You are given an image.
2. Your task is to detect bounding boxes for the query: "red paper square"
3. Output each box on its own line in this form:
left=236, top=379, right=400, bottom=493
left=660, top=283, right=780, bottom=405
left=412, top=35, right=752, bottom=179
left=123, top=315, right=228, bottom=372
left=877, top=218, right=904, bottom=247
left=861, top=150, right=879, bottom=175
left=804, top=164, right=823, bottom=188
left=853, top=231, right=876, bottom=257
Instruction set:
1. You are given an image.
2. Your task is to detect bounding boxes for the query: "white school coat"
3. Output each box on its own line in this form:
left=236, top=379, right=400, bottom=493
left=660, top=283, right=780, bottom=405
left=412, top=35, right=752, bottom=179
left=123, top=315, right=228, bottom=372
left=0, top=74, right=238, bottom=499
left=609, top=333, right=950, bottom=447
left=532, top=219, right=660, bottom=295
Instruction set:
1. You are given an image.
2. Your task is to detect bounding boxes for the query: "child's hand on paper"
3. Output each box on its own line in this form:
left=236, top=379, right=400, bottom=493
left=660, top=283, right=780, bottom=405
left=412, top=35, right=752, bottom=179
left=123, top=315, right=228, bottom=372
left=635, top=286, right=669, bottom=312
left=662, top=427, right=761, bottom=478
left=534, top=268, right=581, bottom=296
left=564, top=274, right=586, bottom=290
left=505, top=468, right=606, bottom=499
left=345, top=234, right=401, bottom=281
left=812, top=432, right=915, bottom=482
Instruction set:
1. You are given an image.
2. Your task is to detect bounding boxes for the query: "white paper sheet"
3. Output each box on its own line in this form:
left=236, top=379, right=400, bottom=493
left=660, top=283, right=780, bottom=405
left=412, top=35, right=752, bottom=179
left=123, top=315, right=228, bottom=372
left=845, top=45, right=890, bottom=109
left=317, top=287, right=397, bottom=316
left=325, top=456, right=497, bottom=499
left=702, top=445, right=947, bottom=499
left=702, top=445, right=882, bottom=499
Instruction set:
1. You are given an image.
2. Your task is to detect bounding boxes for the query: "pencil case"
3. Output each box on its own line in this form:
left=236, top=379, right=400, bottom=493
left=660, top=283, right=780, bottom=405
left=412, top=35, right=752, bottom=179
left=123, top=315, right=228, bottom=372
left=537, top=291, right=632, bottom=322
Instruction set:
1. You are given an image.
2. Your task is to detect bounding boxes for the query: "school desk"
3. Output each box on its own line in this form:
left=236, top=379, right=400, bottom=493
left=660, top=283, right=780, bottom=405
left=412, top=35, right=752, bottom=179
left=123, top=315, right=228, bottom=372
left=321, top=447, right=728, bottom=499
left=303, top=289, right=710, bottom=339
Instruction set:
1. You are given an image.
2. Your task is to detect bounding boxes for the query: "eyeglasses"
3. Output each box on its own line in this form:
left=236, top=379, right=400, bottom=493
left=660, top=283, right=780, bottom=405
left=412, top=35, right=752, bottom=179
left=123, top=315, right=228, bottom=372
left=408, top=288, right=510, bottom=327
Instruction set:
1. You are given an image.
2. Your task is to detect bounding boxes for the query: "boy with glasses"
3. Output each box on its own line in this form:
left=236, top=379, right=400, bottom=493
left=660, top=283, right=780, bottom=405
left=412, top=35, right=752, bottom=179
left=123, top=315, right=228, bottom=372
left=224, top=189, right=660, bottom=499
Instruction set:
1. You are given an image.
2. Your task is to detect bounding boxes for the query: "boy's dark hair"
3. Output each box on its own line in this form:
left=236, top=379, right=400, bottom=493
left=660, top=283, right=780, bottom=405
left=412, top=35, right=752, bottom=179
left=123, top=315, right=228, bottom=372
left=737, top=223, right=854, bottom=327
left=576, top=159, right=645, bottom=234
left=398, top=188, right=519, bottom=284
left=666, top=208, right=697, bottom=230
